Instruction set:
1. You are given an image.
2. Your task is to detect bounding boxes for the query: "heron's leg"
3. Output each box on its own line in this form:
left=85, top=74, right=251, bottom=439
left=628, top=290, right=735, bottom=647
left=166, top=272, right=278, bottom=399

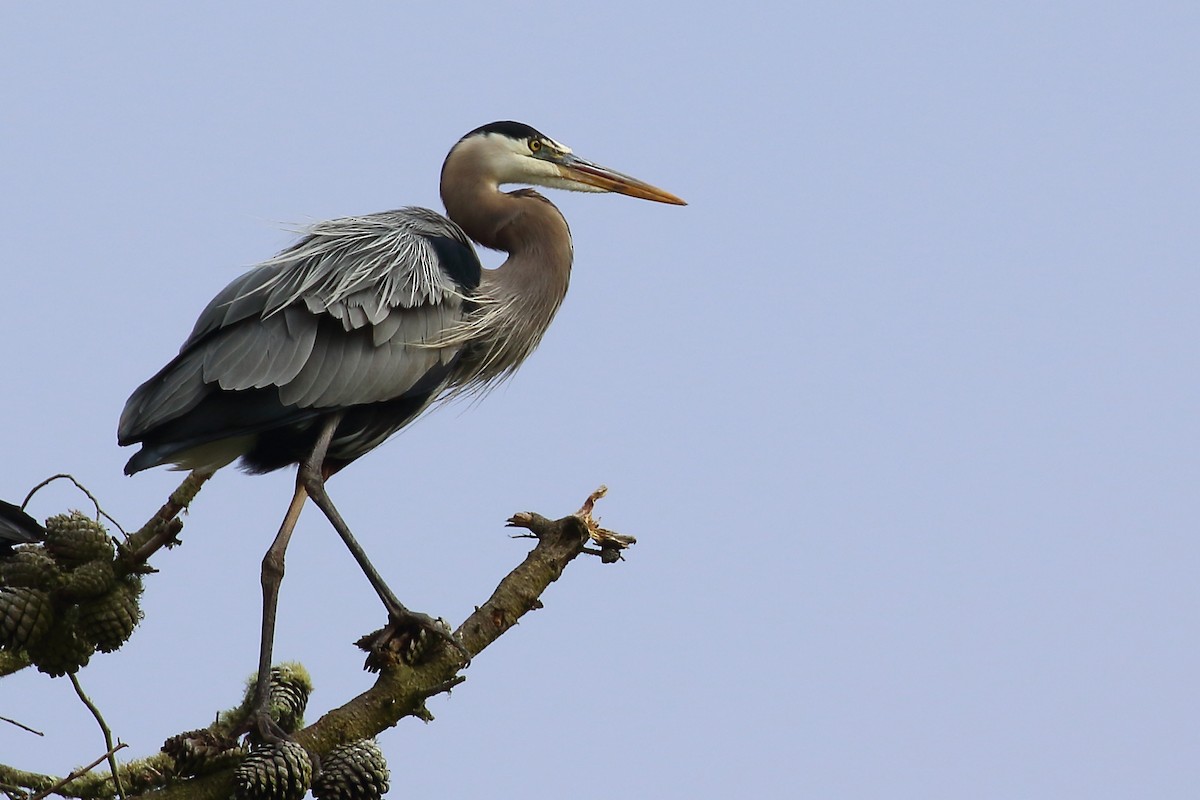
left=248, top=478, right=308, bottom=741
left=299, top=415, right=469, bottom=664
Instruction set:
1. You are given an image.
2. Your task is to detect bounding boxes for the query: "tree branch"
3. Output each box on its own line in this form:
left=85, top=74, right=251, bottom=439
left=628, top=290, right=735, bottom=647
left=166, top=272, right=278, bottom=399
left=136, top=490, right=619, bottom=800
left=120, top=472, right=212, bottom=566
left=68, top=675, right=125, bottom=800
left=27, top=745, right=128, bottom=800
left=1, top=485, right=632, bottom=800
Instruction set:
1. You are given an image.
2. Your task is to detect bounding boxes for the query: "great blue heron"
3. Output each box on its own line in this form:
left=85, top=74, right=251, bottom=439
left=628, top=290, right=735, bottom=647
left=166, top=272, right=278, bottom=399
left=0, top=500, right=44, bottom=556
left=118, top=121, right=684, bottom=733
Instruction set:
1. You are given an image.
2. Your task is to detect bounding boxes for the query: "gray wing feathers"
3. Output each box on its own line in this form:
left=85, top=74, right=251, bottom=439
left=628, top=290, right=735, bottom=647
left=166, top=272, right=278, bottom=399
left=122, top=208, right=475, bottom=444
left=279, top=307, right=457, bottom=407
left=202, top=308, right=316, bottom=390
left=259, top=210, right=465, bottom=323
left=119, top=350, right=207, bottom=438
left=186, top=266, right=279, bottom=346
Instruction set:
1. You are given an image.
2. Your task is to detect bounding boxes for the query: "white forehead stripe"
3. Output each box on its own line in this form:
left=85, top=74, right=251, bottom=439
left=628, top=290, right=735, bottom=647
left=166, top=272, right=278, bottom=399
left=491, top=131, right=573, bottom=156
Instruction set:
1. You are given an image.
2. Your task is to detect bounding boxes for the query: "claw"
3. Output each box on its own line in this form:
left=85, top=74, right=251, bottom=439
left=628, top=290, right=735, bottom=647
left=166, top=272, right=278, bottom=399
left=249, top=711, right=291, bottom=746
left=356, top=610, right=471, bottom=672
left=236, top=701, right=291, bottom=747
left=238, top=664, right=313, bottom=746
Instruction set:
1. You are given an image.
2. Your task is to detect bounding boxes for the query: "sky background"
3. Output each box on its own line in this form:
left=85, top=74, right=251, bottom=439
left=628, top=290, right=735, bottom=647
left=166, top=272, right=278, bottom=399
left=2, top=2, right=1198, bottom=798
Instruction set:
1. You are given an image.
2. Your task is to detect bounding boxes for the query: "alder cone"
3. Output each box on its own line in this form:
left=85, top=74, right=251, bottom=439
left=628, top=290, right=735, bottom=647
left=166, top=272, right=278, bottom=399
left=162, top=729, right=243, bottom=777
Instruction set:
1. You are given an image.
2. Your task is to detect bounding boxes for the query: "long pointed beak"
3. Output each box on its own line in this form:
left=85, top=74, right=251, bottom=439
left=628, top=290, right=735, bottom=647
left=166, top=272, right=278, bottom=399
left=557, top=154, right=687, bottom=205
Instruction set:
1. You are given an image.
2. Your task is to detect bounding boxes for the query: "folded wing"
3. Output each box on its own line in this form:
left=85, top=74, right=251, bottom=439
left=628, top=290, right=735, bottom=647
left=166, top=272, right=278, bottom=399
left=118, top=208, right=482, bottom=474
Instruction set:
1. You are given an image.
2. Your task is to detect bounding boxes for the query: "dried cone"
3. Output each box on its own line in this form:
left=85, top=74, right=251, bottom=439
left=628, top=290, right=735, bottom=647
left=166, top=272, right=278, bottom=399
left=44, top=512, right=113, bottom=565
left=267, top=665, right=312, bottom=734
left=162, top=729, right=243, bottom=777
left=233, top=741, right=313, bottom=800
left=60, top=559, right=116, bottom=601
left=0, top=587, right=54, bottom=649
left=0, top=549, right=63, bottom=590
left=312, top=739, right=390, bottom=800
left=77, top=578, right=142, bottom=653
left=25, top=607, right=93, bottom=676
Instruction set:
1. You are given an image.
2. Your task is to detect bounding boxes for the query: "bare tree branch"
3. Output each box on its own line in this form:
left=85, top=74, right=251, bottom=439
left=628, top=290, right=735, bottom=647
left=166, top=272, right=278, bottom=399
left=120, top=472, right=212, bottom=565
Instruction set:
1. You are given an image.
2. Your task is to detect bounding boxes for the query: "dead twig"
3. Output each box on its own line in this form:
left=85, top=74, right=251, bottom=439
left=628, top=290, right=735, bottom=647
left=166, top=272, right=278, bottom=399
left=123, top=471, right=212, bottom=564
left=0, top=716, right=43, bottom=736
left=21, top=474, right=126, bottom=537
left=28, top=744, right=127, bottom=800
left=68, top=675, right=125, bottom=800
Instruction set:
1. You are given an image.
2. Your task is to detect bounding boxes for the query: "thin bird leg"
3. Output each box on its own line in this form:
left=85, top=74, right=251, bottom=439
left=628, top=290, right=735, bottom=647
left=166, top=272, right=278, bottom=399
left=247, top=478, right=308, bottom=741
left=298, top=414, right=469, bottom=664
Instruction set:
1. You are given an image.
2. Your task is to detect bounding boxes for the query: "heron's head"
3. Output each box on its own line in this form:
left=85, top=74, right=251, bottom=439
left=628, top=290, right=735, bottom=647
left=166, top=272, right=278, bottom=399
left=445, top=121, right=686, bottom=205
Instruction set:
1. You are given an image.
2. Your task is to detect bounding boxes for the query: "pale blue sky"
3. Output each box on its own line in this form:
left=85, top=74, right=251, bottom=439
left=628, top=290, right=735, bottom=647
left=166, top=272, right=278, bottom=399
left=2, top=2, right=1197, bottom=797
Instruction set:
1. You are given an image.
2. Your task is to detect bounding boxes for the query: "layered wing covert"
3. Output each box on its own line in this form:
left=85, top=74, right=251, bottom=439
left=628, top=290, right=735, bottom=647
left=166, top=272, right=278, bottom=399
left=118, top=208, right=481, bottom=468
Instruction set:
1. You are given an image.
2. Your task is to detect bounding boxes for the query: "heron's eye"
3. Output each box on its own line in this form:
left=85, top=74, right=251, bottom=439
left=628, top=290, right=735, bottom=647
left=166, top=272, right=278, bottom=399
left=529, top=139, right=542, bottom=153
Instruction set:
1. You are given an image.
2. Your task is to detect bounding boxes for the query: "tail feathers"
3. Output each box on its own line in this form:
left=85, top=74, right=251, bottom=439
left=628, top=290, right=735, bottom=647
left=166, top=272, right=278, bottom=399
left=124, top=437, right=250, bottom=476
left=124, top=445, right=172, bottom=475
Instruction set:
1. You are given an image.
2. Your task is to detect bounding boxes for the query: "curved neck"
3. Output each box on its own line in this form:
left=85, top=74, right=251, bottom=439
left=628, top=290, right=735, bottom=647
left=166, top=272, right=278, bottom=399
left=440, top=151, right=574, bottom=382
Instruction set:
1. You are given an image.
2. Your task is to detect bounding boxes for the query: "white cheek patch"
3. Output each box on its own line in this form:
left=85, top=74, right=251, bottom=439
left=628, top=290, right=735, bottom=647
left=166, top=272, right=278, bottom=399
left=498, top=135, right=531, bottom=155
left=472, top=130, right=597, bottom=190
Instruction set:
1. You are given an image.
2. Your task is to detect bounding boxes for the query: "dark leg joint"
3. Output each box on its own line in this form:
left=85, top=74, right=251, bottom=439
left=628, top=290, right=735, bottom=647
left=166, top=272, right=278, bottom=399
left=261, top=550, right=285, bottom=587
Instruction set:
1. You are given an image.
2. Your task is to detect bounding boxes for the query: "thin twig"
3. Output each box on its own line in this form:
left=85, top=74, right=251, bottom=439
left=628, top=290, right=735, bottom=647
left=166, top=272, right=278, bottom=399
left=67, top=674, right=126, bottom=800
left=124, top=471, right=212, bottom=563
left=21, top=474, right=127, bottom=537
left=0, top=716, right=43, bottom=736
left=28, top=743, right=127, bottom=800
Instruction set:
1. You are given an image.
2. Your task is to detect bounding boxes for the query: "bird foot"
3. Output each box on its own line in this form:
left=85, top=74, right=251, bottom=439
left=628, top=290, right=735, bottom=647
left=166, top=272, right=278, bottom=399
left=241, top=706, right=292, bottom=747
left=356, top=610, right=470, bottom=672
left=235, top=663, right=313, bottom=746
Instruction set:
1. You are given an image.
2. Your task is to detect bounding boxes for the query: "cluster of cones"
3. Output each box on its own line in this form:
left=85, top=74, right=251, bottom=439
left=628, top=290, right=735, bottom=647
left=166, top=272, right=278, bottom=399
left=0, top=511, right=142, bottom=675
